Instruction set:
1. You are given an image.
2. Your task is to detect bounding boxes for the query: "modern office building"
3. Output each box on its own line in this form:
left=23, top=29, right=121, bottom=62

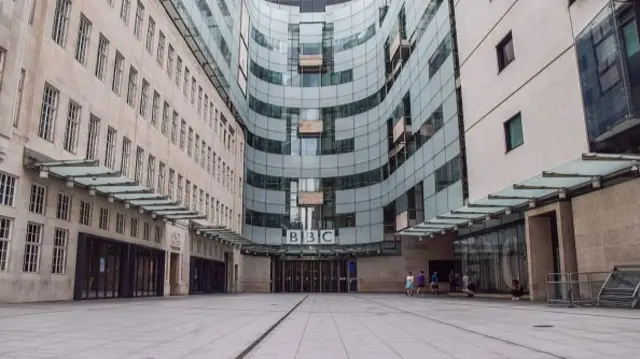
left=397, top=0, right=640, bottom=299
left=0, top=0, right=245, bottom=302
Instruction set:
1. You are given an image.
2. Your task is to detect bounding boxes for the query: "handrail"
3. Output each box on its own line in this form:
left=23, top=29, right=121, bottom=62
left=631, top=279, right=640, bottom=309
left=597, top=267, right=616, bottom=306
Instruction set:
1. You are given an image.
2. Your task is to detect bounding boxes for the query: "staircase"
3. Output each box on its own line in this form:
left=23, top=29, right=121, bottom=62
left=597, top=265, right=640, bottom=308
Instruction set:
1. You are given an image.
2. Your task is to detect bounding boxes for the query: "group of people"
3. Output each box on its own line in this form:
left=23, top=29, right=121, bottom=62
left=404, top=270, right=524, bottom=300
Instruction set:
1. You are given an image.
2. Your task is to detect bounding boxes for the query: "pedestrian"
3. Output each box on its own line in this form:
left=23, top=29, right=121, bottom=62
left=405, top=271, right=415, bottom=296
left=430, top=271, right=439, bottom=294
left=511, top=278, right=524, bottom=300
left=415, top=271, right=426, bottom=296
left=448, top=270, right=455, bottom=292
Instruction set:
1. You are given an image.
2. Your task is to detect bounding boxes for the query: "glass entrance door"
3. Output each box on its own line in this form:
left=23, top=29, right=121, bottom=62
left=272, top=259, right=352, bottom=293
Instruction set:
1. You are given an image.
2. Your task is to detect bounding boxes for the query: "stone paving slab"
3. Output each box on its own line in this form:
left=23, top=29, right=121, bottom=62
left=1, top=294, right=640, bottom=359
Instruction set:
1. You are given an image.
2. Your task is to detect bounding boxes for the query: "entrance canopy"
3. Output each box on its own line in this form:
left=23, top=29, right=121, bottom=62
left=194, top=225, right=254, bottom=246
left=398, top=153, right=640, bottom=237
left=241, top=240, right=401, bottom=256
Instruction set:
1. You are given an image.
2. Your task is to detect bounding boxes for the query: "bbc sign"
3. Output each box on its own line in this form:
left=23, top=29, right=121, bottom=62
left=285, top=230, right=336, bottom=245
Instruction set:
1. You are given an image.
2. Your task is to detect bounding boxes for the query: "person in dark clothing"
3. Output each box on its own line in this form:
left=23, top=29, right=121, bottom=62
left=416, top=271, right=426, bottom=296
left=448, top=270, right=456, bottom=292
left=511, top=279, right=524, bottom=300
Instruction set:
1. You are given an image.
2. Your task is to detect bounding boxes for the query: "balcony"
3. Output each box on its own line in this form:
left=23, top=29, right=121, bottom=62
left=298, top=120, right=323, bottom=135
left=298, top=191, right=323, bottom=206
left=299, top=54, right=324, bottom=72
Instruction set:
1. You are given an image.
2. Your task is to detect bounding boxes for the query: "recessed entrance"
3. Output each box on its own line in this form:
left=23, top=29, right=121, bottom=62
left=272, top=259, right=357, bottom=293
left=169, top=252, right=180, bottom=295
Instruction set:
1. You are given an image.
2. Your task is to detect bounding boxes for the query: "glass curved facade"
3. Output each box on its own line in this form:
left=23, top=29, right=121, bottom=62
left=168, top=0, right=465, bottom=247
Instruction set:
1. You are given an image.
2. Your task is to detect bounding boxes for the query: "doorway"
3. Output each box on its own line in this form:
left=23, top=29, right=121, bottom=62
left=169, top=253, right=180, bottom=295
left=272, top=259, right=357, bottom=293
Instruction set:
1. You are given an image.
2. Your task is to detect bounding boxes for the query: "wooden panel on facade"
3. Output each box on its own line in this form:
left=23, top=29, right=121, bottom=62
left=299, top=120, right=323, bottom=134
left=392, top=116, right=407, bottom=143
left=299, top=191, right=323, bottom=205
left=299, top=54, right=323, bottom=67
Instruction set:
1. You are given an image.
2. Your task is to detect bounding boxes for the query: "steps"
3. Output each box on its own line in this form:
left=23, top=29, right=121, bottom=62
left=597, top=265, right=640, bottom=308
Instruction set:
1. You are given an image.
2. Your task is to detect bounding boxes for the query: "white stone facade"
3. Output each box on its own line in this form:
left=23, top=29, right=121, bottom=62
left=0, top=0, right=244, bottom=302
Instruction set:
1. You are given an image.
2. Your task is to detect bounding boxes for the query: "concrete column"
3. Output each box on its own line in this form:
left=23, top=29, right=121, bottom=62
left=525, top=214, right=554, bottom=301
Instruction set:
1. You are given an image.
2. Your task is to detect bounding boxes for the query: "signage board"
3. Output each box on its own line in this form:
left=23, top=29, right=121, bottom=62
left=285, top=230, right=335, bottom=245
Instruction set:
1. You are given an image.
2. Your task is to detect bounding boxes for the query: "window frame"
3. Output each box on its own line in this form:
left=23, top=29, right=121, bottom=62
left=504, top=112, right=524, bottom=152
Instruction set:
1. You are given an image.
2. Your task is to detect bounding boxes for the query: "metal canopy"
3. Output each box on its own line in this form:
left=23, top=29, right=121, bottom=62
left=241, top=241, right=400, bottom=256
left=193, top=225, right=253, bottom=245
left=397, top=153, right=640, bottom=236
left=27, top=155, right=209, bottom=223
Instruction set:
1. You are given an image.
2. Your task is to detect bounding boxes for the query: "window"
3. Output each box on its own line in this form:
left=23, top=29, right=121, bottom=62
left=86, top=115, right=100, bottom=160
left=134, top=146, right=144, bottom=183
left=116, top=212, right=125, bottom=234
left=112, top=51, right=124, bottom=94
left=183, top=67, right=190, bottom=95
left=177, top=174, right=183, bottom=203
left=13, top=68, right=26, bottom=127
left=168, top=168, right=175, bottom=199
left=179, top=119, right=186, bottom=149
left=143, top=222, right=150, bottom=240
left=0, top=217, right=11, bottom=271
left=167, top=45, right=174, bottom=77
left=38, top=84, right=59, bottom=142
left=51, top=228, right=68, bottom=274
left=121, top=137, right=131, bottom=177
left=145, top=17, right=155, bottom=53
left=133, top=1, right=144, bottom=39
left=151, top=91, right=160, bottom=127
left=95, top=35, right=109, bottom=80
left=126, top=66, right=138, bottom=107
left=176, top=56, right=182, bottom=86
left=162, top=102, right=170, bottom=135
left=120, top=0, right=131, bottom=24
left=139, top=79, right=149, bottom=117
left=99, top=208, right=110, bottom=230
left=158, top=162, right=166, bottom=195
left=171, top=111, right=178, bottom=144
left=204, top=96, right=209, bottom=123
left=187, top=127, right=193, bottom=157
left=105, top=127, right=117, bottom=169
left=29, top=184, right=46, bottom=214
left=201, top=140, right=206, bottom=168
left=190, top=77, right=196, bottom=105
left=63, top=100, right=81, bottom=153
left=51, top=0, right=72, bottom=47
left=497, top=31, right=515, bottom=72
left=185, top=180, right=191, bottom=207
left=146, top=154, right=155, bottom=190
left=28, top=0, right=37, bottom=25
left=79, top=200, right=93, bottom=225
left=154, top=225, right=162, bottom=243
left=74, top=15, right=92, bottom=65
left=197, top=86, right=203, bottom=113
left=130, top=217, right=139, bottom=237
left=504, top=112, right=524, bottom=151
left=0, top=173, right=16, bottom=207
left=23, top=223, right=43, bottom=273
left=157, top=31, right=165, bottom=66
left=56, top=192, right=71, bottom=220
left=207, top=147, right=212, bottom=173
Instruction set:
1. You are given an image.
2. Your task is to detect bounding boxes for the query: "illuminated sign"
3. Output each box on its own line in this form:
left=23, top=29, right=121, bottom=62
left=285, top=230, right=335, bottom=245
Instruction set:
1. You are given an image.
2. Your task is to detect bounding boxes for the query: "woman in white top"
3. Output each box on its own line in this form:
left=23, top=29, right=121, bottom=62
left=405, top=272, right=415, bottom=296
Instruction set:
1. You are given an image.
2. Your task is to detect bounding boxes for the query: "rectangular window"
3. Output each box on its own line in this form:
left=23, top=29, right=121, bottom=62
left=29, top=184, right=46, bottom=215
left=183, top=68, right=190, bottom=95
left=13, top=68, right=26, bottom=127
left=145, top=17, right=155, bottom=53
left=126, top=66, right=138, bottom=107
left=177, top=174, right=183, bottom=203
left=157, top=31, right=165, bottom=66
left=51, top=228, right=68, bottom=274
left=158, top=162, right=166, bottom=195
left=105, top=127, right=117, bottom=169
left=79, top=200, right=93, bottom=226
left=38, top=84, right=59, bottom=142
left=112, top=51, right=124, bottom=95
left=194, top=135, right=200, bottom=163
left=204, top=95, right=209, bottom=123
left=0, top=173, right=17, bottom=207
left=185, top=180, right=191, bottom=207
left=56, top=192, right=71, bottom=221
left=143, top=222, right=150, bottom=240
left=187, top=127, right=193, bottom=157
left=191, top=77, right=196, bottom=105
left=154, top=225, right=162, bottom=243
left=139, top=79, right=149, bottom=117
left=116, top=212, right=125, bottom=234
left=497, top=31, right=515, bottom=72
left=151, top=91, right=160, bottom=127
left=134, top=146, right=144, bottom=183
left=130, top=217, right=139, bottom=237
left=179, top=119, right=186, bottom=149
left=171, top=111, right=179, bottom=144
left=120, top=0, right=131, bottom=24
left=197, top=86, right=203, bottom=113
left=121, top=137, right=131, bottom=177
left=207, top=146, right=212, bottom=173
left=74, top=15, right=92, bottom=65
left=86, top=114, right=100, bottom=160
left=99, top=207, right=110, bottom=230
left=176, top=56, right=182, bottom=86
left=51, top=0, right=72, bottom=47
left=0, top=217, right=11, bottom=271
left=167, top=45, right=174, bottom=77
left=146, top=154, right=155, bottom=190
left=161, top=101, right=169, bottom=135
left=95, top=34, right=109, bottom=80
left=23, top=223, right=43, bottom=273
left=201, top=140, right=206, bottom=168
left=133, top=1, right=144, bottom=39
left=63, top=100, right=81, bottom=153
left=168, top=168, right=175, bottom=200
left=504, top=112, right=524, bottom=151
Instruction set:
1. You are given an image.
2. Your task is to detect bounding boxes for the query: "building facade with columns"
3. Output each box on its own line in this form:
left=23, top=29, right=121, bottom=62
left=0, top=0, right=244, bottom=302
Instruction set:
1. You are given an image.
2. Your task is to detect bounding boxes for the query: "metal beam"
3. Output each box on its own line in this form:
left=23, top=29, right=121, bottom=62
left=450, top=210, right=493, bottom=215
left=513, top=184, right=566, bottom=190
left=487, top=194, right=532, bottom=200
left=165, top=215, right=207, bottom=220
left=467, top=203, right=509, bottom=208
left=36, top=159, right=99, bottom=168
left=542, top=171, right=596, bottom=179
left=582, top=153, right=640, bottom=162
left=65, top=171, right=122, bottom=179
left=138, top=201, right=181, bottom=207
left=436, top=215, right=479, bottom=220
left=94, top=181, right=140, bottom=187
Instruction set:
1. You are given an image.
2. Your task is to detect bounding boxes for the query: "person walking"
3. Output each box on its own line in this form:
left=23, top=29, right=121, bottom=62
left=430, top=271, right=439, bottom=294
left=448, top=270, right=456, bottom=292
left=415, top=271, right=426, bottom=296
left=405, top=271, right=415, bottom=296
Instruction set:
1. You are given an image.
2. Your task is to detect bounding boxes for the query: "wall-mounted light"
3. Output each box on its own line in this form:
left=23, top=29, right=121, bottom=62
left=151, top=213, right=157, bottom=219
left=418, top=236, right=423, bottom=242
left=196, top=230, right=201, bottom=236
left=123, top=202, right=130, bottom=209
left=505, top=207, right=512, bottom=215
left=485, top=215, right=492, bottom=221
left=592, top=177, right=601, bottom=189
left=440, top=230, right=446, bottom=235
left=65, top=179, right=74, bottom=188
left=39, top=169, right=49, bottom=179
left=88, top=187, right=96, bottom=196
left=138, top=208, right=144, bottom=214
left=528, top=199, right=536, bottom=209
left=162, top=217, right=168, bottom=223
left=429, top=233, right=434, bottom=239
left=107, top=195, right=114, bottom=203
left=452, top=225, right=458, bottom=231
left=558, top=189, right=567, bottom=200
left=468, top=221, right=474, bottom=228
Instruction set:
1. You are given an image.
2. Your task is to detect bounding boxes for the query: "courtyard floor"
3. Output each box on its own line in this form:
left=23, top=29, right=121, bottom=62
left=0, top=294, right=639, bottom=359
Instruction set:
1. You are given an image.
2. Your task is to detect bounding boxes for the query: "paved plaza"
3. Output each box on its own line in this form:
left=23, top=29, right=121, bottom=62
left=0, top=294, right=639, bottom=359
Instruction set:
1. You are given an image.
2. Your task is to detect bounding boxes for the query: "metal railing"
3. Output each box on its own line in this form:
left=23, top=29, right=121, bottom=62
left=546, top=272, right=609, bottom=307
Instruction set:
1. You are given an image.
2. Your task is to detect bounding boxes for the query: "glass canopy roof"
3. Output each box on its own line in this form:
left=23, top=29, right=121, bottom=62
left=398, top=153, right=640, bottom=237
left=27, top=152, right=252, bottom=245
left=241, top=241, right=401, bottom=256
